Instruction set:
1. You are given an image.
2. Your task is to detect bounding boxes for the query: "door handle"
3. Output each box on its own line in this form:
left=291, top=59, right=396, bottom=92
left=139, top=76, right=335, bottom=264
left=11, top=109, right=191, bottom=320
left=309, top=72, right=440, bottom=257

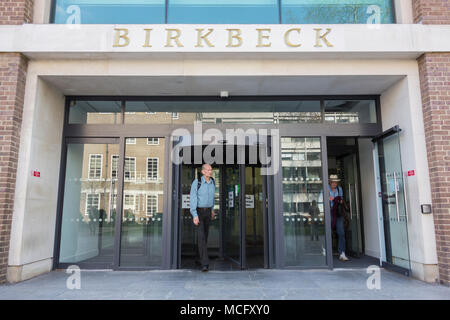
left=402, top=172, right=409, bottom=223
left=393, top=172, right=400, bottom=222
left=348, top=183, right=353, bottom=221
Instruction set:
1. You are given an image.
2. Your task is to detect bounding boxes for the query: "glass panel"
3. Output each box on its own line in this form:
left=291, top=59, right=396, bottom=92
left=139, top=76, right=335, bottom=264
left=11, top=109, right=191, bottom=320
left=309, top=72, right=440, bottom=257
left=324, top=100, right=377, bottom=124
left=53, top=0, right=165, bottom=24
left=68, top=100, right=122, bottom=124
left=245, top=166, right=265, bottom=268
left=59, top=143, right=118, bottom=265
left=125, top=100, right=322, bottom=124
left=377, top=133, right=410, bottom=270
left=224, top=165, right=241, bottom=264
left=282, top=0, right=395, bottom=24
left=120, top=137, right=165, bottom=267
left=282, top=137, right=326, bottom=267
left=168, top=0, right=279, bottom=24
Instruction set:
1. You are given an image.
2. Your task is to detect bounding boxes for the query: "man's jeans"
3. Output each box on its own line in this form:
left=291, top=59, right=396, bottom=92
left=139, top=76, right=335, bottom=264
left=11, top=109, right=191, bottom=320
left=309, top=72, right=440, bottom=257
left=336, top=216, right=346, bottom=254
left=196, top=208, right=211, bottom=267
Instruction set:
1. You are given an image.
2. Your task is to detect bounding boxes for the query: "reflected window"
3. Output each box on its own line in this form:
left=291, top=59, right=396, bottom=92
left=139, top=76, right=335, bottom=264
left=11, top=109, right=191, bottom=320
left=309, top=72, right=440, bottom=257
left=124, top=157, right=136, bottom=181
left=68, top=101, right=122, bottom=124
left=146, top=195, right=158, bottom=216
left=147, top=138, right=159, bottom=145
left=111, top=155, right=119, bottom=179
left=147, top=157, right=159, bottom=181
left=85, top=193, right=100, bottom=216
left=281, top=0, right=395, bottom=24
left=88, top=154, right=102, bottom=180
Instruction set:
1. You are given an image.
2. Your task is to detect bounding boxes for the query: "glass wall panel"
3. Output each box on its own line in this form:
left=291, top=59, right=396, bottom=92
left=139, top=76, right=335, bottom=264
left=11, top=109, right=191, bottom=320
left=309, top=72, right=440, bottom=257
left=324, top=100, right=376, bottom=124
left=53, top=0, right=165, bottom=24
left=282, top=137, right=326, bottom=267
left=120, top=137, right=166, bottom=267
left=68, top=100, right=122, bottom=124
left=125, top=100, right=322, bottom=124
left=282, top=0, right=395, bottom=24
left=59, top=142, right=119, bottom=265
left=168, top=0, right=279, bottom=24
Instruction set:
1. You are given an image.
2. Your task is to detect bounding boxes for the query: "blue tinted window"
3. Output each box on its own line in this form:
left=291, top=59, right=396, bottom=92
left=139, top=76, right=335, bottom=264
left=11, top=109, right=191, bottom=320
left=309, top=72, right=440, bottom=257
left=53, top=0, right=165, bottom=24
left=281, top=0, right=395, bottom=24
left=167, top=0, right=279, bottom=24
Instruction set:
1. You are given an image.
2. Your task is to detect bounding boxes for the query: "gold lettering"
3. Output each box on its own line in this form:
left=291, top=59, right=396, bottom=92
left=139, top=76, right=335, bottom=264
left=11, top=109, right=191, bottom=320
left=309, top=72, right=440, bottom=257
left=256, top=28, right=271, bottom=47
left=195, top=28, right=215, bottom=47
left=143, top=28, right=152, bottom=48
left=284, top=28, right=301, bottom=47
left=165, top=29, right=184, bottom=47
left=226, top=29, right=243, bottom=48
left=314, top=28, right=333, bottom=47
left=113, top=28, right=130, bottom=47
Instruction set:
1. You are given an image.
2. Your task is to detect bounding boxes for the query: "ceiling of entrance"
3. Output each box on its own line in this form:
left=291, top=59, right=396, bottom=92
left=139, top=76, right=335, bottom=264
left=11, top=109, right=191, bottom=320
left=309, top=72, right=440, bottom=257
left=41, top=75, right=404, bottom=96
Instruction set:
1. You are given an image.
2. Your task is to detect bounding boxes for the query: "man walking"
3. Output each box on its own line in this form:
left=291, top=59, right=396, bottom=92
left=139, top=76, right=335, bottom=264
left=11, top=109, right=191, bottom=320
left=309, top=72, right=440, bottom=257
left=190, top=164, right=215, bottom=272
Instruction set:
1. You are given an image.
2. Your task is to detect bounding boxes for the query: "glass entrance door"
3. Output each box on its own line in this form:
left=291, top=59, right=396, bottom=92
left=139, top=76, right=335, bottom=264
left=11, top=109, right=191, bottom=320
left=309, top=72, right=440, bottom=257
left=58, top=139, right=119, bottom=268
left=342, top=153, right=363, bottom=257
left=375, top=129, right=411, bottom=274
left=223, top=165, right=244, bottom=267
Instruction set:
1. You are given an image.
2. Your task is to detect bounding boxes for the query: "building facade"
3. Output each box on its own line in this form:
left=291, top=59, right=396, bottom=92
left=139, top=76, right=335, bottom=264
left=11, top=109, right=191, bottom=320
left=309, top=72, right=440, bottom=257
left=0, top=0, right=449, bottom=285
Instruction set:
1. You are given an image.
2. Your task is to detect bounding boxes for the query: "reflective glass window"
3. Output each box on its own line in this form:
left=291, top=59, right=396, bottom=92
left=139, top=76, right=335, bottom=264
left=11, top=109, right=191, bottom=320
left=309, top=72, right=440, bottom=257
left=281, top=0, right=395, bottom=24
left=282, top=137, right=327, bottom=267
left=68, top=100, right=122, bottom=124
left=168, top=0, right=279, bottom=24
left=53, top=0, right=165, bottom=24
left=324, top=100, right=377, bottom=124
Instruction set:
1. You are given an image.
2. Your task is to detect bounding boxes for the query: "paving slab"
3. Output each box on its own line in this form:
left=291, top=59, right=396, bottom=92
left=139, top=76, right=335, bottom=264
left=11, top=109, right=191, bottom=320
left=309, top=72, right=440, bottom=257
left=0, top=269, right=449, bottom=300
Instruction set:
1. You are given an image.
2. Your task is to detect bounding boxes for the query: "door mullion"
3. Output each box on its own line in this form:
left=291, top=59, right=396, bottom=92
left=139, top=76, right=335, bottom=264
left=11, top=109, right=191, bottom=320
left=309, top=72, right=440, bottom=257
left=113, top=137, right=126, bottom=270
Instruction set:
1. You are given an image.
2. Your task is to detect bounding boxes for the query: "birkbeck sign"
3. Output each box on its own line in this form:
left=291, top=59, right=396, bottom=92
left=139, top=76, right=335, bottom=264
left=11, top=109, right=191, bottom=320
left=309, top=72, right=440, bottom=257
left=111, top=26, right=336, bottom=50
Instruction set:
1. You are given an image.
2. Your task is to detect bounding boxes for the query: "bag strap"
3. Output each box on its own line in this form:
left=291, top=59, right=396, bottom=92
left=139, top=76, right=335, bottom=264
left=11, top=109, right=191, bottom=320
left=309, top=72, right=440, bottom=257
left=197, top=176, right=215, bottom=190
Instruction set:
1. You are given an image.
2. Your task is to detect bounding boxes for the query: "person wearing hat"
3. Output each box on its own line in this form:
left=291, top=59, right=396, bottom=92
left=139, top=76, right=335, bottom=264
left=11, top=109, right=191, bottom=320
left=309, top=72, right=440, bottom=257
left=329, top=174, right=349, bottom=261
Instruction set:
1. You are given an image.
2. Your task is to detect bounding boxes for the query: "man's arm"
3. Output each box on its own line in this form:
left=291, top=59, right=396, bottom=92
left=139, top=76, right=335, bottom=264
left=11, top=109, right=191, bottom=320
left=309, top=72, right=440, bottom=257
left=190, top=180, right=198, bottom=218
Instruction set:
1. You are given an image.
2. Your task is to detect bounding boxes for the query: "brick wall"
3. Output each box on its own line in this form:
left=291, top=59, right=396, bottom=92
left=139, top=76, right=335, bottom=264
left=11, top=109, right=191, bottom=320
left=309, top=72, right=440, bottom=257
left=413, top=0, right=450, bottom=24
left=0, top=0, right=33, bottom=25
left=0, top=53, right=28, bottom=284
left=414, top=1, right=450, bottom=286
left=0, top=0, right=32, bottom=283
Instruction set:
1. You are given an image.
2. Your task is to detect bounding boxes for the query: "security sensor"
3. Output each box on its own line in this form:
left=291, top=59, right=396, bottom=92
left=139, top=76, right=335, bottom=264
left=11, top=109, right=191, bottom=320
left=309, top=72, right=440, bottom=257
left=220, top=91, right=229, bottom=98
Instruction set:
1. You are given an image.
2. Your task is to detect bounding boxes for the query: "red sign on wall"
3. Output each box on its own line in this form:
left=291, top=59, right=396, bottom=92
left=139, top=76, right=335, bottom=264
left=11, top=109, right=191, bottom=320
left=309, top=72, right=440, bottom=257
left=33, top=171, right=40, bottom=177
left=408, top=170, right=415, bottom=177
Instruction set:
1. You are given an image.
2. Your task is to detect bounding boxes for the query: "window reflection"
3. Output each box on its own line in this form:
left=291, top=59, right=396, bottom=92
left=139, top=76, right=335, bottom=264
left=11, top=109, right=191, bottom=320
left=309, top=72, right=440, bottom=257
left=282, top=0, right=395, bottom=24
left=68, top=101, right=122, bottom=124
left=282, top=137, right=326, bottom=267
left=59, top=143, right=119, bottom=264
left=120, top=138, right=166, bottom=267
left=324, top=100, right=376, bottom=124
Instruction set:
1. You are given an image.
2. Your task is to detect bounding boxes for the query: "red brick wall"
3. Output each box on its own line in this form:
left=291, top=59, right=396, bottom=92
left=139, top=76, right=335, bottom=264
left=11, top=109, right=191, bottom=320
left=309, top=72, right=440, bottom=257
left=413, top=0, right=450, bottom=24
left=418, top=54, right=450, bottom=285
left=0, top=53, right=28, bottom=284
left=415, top=0, right=450, bottom=286
left=0, top=0, right=33, bottom=25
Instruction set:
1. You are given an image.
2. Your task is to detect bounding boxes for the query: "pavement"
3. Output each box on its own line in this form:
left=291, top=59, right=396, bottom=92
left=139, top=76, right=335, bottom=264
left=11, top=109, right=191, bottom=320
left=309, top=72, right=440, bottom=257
left=0, top=268, right=449, bottom=300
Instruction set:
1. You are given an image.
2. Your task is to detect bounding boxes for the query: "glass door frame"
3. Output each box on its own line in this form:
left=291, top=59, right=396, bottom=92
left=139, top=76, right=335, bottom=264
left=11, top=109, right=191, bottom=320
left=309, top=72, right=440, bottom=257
left=55, top=95, right=383, bottom=271
left=372, top=126, right=411, bottom=276
left=173, top=139, right=272, bottom=270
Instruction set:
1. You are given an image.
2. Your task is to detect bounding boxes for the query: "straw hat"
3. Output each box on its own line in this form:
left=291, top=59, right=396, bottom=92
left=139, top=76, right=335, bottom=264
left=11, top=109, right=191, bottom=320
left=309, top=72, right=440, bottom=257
left=329, top=174, right=341, bottom=182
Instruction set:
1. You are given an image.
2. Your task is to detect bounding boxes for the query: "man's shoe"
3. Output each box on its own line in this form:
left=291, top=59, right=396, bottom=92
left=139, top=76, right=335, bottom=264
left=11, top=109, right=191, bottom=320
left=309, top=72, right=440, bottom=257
left=339, top=253, right=349, bottom=261
left=201, top=265, right=208, bottom=272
